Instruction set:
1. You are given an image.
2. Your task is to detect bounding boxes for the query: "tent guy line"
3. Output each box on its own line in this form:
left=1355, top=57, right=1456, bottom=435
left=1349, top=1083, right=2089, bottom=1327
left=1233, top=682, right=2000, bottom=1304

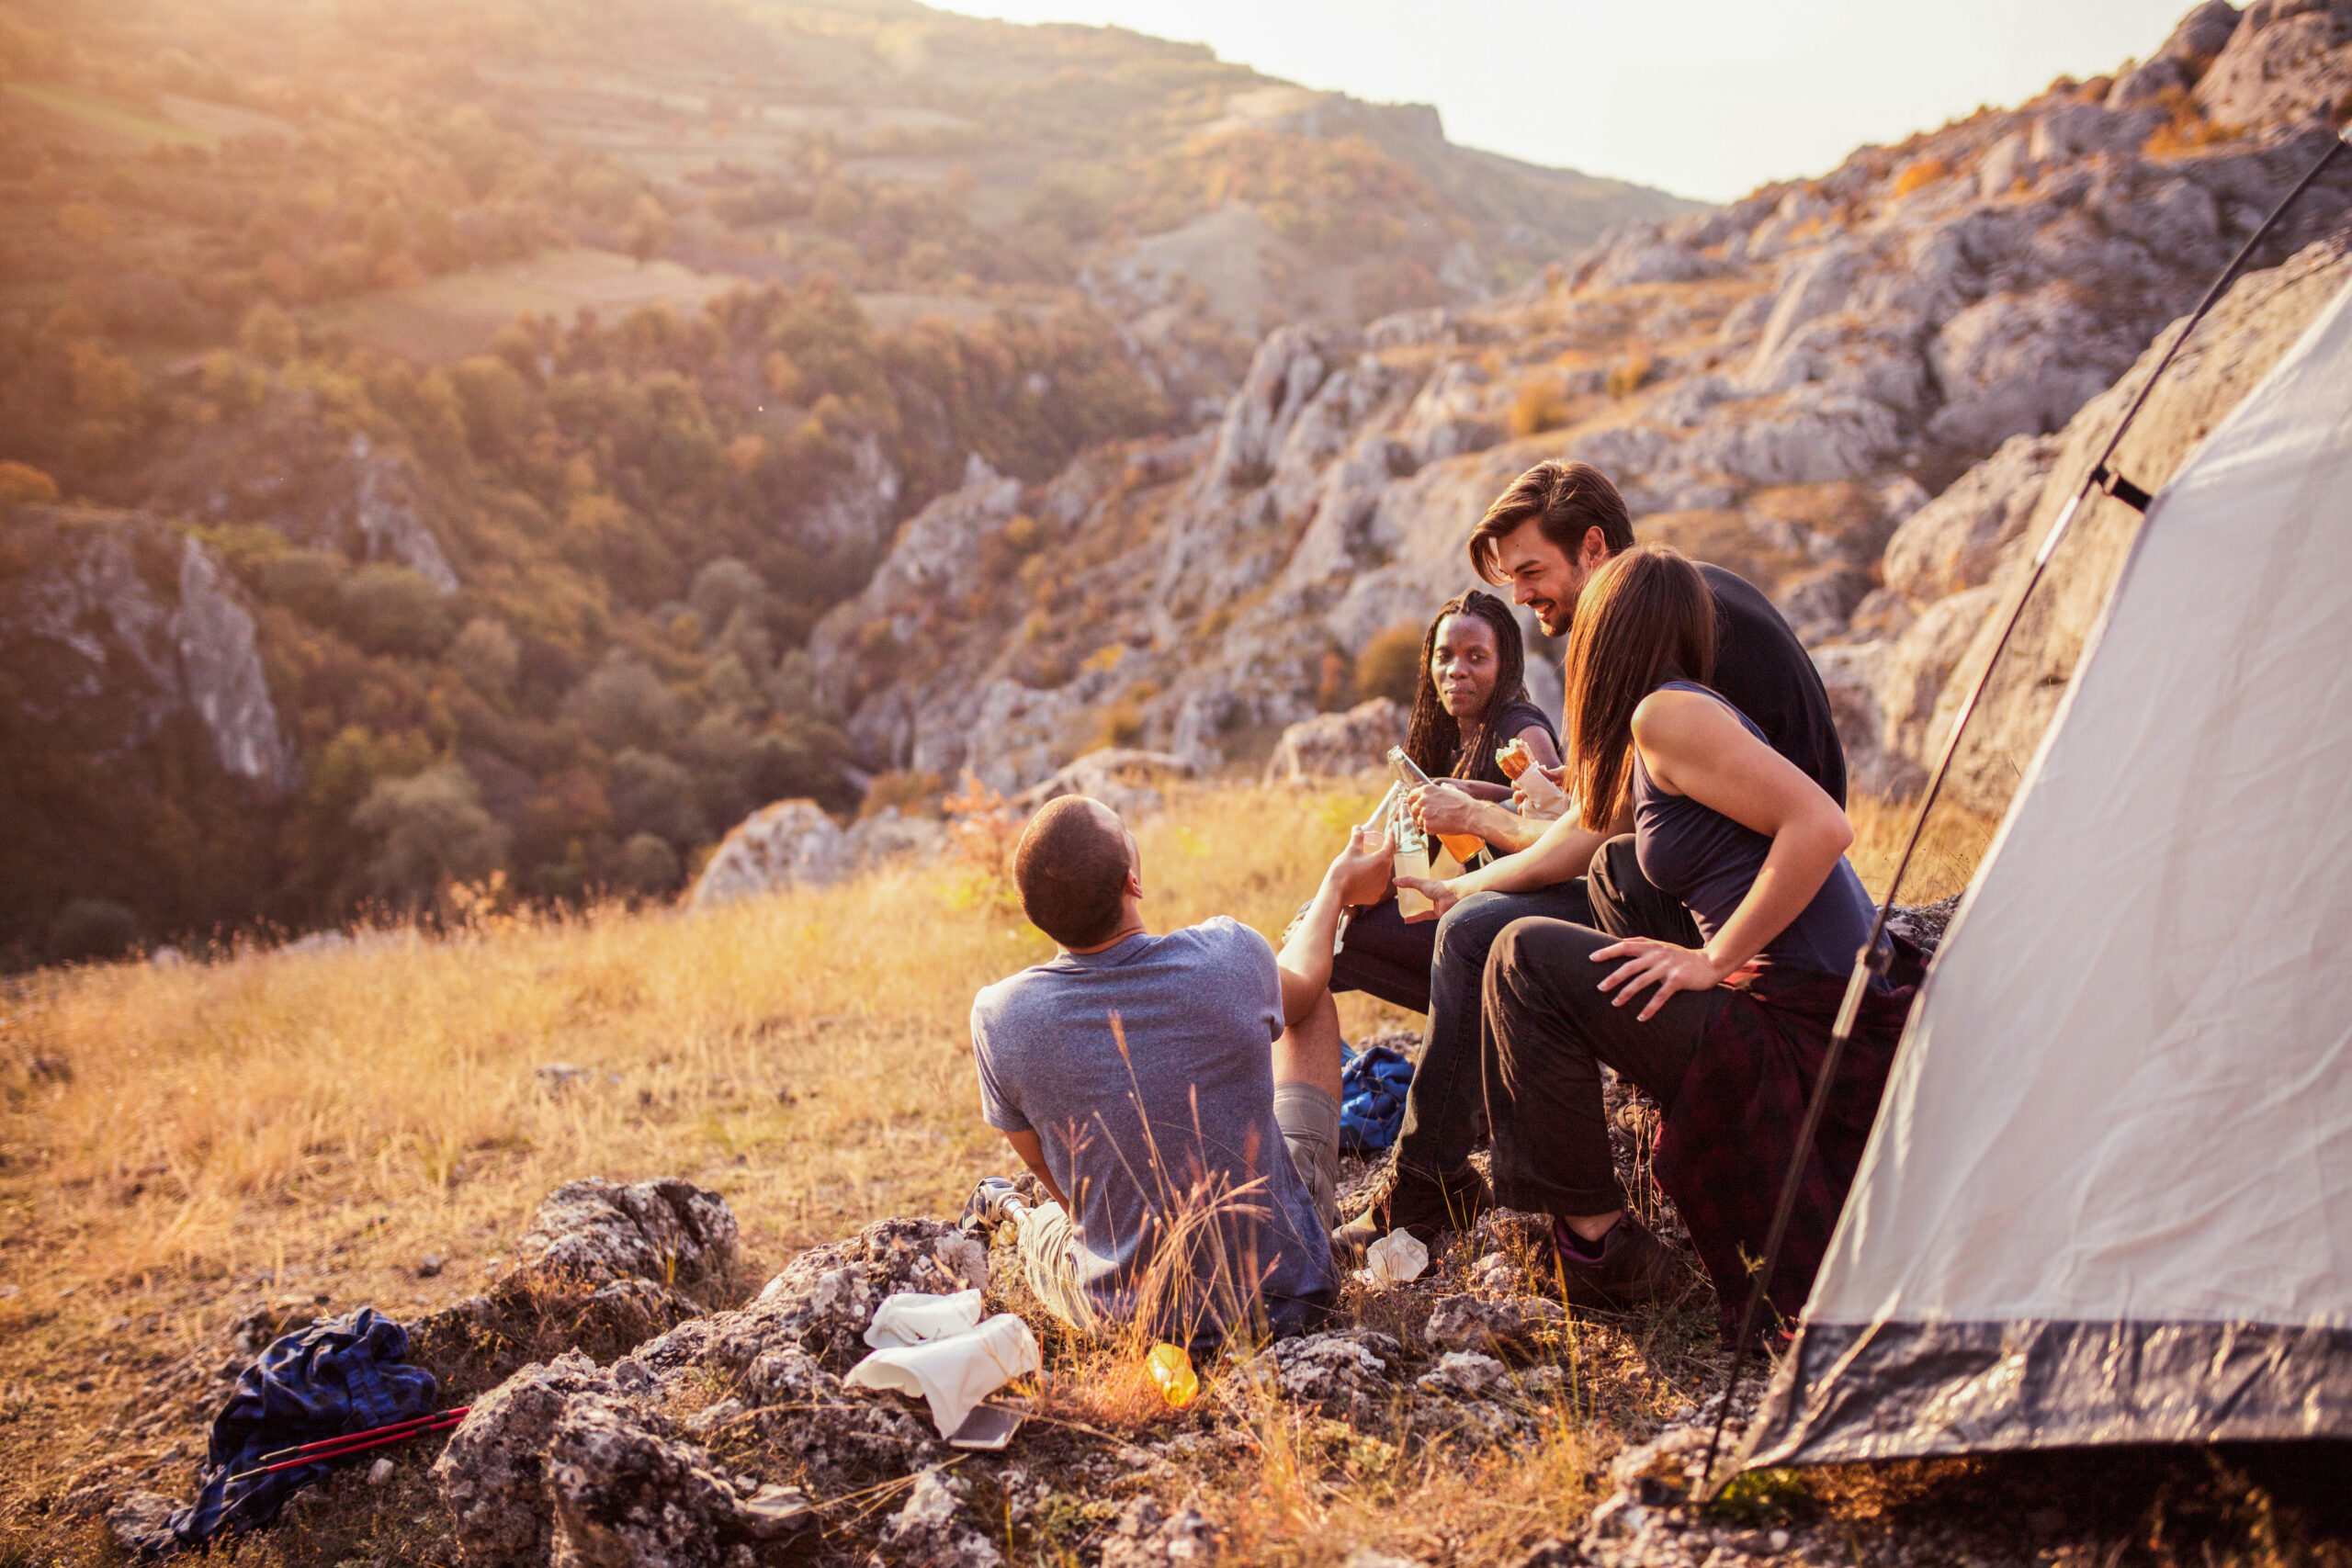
left=1692, top=121, right=2352, bottom=1499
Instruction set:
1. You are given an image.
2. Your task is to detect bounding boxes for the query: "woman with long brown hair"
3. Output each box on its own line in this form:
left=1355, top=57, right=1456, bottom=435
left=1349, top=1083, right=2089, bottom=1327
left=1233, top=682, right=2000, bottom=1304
left=1403, top=546, right=1914, bottom=1327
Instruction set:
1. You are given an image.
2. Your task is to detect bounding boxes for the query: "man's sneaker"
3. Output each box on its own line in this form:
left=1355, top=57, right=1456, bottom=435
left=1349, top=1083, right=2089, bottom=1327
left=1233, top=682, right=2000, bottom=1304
left=1330, top=1159, right=1490, bottom=1258
left=1546, top=1212, right=1676, bottom=1309
left=959, top=1176, right=1027, bottom=1238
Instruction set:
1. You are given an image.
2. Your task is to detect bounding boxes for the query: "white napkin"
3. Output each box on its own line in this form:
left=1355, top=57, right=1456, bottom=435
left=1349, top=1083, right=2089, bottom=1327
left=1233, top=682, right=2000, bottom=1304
left=1357, top=1227, right=1430, bottom=1286
left=845, top=1313, right=1042, bottom=1438
left=863, top=1289, right=987, bottom=1349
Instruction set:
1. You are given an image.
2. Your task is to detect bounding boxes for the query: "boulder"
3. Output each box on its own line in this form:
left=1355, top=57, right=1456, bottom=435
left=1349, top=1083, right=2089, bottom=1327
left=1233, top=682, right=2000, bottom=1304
left=1012, top=748, right=1196, bottom=818
left=2197, top=0, right=2349, bottom=130
left=1882, top=433, right=2059, bottom=605
left=434, top=1351, right=620, bottom=1565
left=1422, top=1293, right=1560, bottom=1357
left=1099, top=1495, right=1223, bottom=1567
left=868, top=1468, right=1002, bottom=1568
left=688, top=800, right=850, bottom=907
left=1263, top=698, right=1405, bottom=783
left=1249, top=1328, right=1401, bottom=1425
left=514, top=1179, right=740, bottom=1289
left=544, top=1393, right=798, bottom=1568
left=748, top=1216, right=989, bottom=1371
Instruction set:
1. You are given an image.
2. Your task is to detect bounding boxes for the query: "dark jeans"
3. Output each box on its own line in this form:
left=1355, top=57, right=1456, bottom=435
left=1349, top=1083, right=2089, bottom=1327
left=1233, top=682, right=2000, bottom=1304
left=1329, top=897, right=1439, bottom=1012
left=1483, top=918, right=1724, bottom=1214
left=1384, top=833, right=1699, bottom=1183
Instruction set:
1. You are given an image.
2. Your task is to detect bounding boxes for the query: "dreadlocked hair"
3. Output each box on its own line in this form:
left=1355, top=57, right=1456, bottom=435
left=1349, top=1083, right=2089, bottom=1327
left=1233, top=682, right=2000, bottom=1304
left=1403, top=588, right=1532, bottom=783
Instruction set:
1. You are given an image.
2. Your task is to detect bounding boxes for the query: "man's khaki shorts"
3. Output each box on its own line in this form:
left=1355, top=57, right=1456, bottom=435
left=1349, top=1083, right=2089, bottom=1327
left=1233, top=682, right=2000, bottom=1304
left=1013, top=1080, right=1343, bottom=1336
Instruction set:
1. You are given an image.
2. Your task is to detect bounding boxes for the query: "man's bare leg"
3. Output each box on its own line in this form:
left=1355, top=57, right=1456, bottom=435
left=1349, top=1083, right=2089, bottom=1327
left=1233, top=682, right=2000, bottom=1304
left=1274, top=986, right=1345, bottom=1100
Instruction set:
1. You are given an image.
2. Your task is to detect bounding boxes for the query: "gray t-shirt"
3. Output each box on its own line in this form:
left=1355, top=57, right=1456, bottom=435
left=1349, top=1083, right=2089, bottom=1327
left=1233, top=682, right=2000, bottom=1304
left=970, top=917, right=1338, bottom=1341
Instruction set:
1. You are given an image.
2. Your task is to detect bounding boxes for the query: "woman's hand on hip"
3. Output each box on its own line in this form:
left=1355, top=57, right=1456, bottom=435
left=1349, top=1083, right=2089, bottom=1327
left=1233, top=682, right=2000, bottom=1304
left=1590, top=937, right=1728, bottom=1021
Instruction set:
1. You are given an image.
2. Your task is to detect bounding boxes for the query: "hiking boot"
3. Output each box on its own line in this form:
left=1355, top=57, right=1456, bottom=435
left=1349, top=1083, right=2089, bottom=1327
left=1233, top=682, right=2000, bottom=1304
left=1546, top=1213, right=1676, bottom=1309
left=958, top=1176, right=1027, bottom=1239
left=1330, top=1160, right=1491, bottom=1258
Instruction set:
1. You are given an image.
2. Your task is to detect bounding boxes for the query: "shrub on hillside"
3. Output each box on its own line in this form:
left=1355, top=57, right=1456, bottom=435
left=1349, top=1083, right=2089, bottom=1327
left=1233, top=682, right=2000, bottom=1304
left=567, top=654, right=686, bottom=752
left=613, top=831, right=682, bottom=897
left=1355, top=624, right=1424, bottom=708
left=351, top=763, right=510, bottom=907
left=608, top=749, right=709, bottom=849
left=338, top=564, right=453, bottom=657
left=44, top=898, right=140, bottom=964
left=0, top=460, right=59, bottom=508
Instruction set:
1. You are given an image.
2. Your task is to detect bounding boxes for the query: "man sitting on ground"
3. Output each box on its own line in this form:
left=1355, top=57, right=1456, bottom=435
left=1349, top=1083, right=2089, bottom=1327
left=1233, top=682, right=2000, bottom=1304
left=966, top=795, right=1391, bottom=1344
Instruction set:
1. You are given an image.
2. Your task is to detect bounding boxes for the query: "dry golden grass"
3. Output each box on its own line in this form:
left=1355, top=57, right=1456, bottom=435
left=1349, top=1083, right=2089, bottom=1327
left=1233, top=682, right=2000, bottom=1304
left=0, top=779, right=2017, bottom=1563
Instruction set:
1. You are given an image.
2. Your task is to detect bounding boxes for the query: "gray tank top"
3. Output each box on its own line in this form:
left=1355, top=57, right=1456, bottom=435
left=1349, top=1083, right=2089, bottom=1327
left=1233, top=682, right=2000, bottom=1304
left=1631, top=681, right=1883, bottom=976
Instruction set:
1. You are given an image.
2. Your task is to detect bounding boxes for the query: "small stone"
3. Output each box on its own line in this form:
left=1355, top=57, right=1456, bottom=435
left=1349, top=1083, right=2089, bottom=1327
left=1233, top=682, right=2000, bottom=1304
left=367, top=1457, right=394, bottom=1485
left=1769, top=1529, right=1790, bottom=1551
left=74, top=1378, right=97, bottom=1393
left=417, top=1254, right=445, bottom=1279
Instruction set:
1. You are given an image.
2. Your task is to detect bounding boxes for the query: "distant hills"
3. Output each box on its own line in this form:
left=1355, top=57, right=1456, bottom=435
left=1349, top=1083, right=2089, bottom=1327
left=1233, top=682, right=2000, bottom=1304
left=0, top=0, right=1689, bottom=960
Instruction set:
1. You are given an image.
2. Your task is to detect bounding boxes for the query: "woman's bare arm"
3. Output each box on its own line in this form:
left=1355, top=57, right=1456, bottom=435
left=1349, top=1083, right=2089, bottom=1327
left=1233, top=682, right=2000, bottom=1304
left=1590, top=689, right=1852, bottom=1019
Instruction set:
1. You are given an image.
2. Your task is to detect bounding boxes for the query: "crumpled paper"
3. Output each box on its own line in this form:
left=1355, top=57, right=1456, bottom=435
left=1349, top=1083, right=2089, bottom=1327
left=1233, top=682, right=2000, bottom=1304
left=864, top=1288, right=986, bottom=1349
left=1356, top=1227, right=1430, bottom=1287
left=846, top=1308, right=1041, bottom=1437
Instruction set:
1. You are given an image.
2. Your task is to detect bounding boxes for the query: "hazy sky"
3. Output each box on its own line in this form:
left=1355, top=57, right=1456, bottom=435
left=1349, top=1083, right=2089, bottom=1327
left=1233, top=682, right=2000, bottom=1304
left=961, top=0, right=2201, bottom=202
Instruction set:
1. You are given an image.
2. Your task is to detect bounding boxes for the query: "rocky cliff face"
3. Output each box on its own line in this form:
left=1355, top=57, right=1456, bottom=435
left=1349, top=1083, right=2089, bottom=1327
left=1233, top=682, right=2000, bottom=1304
left=813, top=0, right=2352, bottom=804
left=0, top=507, right=295, bottom=795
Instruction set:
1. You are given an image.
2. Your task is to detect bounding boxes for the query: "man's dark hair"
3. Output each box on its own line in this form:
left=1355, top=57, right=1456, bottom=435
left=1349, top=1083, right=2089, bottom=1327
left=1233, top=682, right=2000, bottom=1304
left=1013, top=796, right=1131, bottom=948
left=1467, top=460, right=1634, bottom=583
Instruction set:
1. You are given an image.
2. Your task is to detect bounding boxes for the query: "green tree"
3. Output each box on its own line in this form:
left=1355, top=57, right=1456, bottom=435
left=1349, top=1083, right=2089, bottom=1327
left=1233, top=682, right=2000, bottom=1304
left=350, top=763, right=510, bottom=907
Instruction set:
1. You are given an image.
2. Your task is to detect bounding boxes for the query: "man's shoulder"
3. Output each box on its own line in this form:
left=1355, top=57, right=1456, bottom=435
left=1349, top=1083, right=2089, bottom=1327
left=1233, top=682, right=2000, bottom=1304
left=1176, top=915, right=1273, bottom=964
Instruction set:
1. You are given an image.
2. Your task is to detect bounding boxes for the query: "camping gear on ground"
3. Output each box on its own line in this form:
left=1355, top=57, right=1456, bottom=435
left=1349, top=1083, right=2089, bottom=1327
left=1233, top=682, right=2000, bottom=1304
left=845, top=1300, right=1041, bottom=1438
left=1700, top=127, right=2352, bottom=1492
left=1357, top=1228, right=1429, bottom=1287
left=1147, top=1343, right=1199, bottom=1408
left=226, top=1405, right=470, bottom=1483
left=864, top=1288, right=986, bottom=1349
left=1338, top=1043, right=1415, bottom=1154
left=153, top=1306, right=438, bottom=1551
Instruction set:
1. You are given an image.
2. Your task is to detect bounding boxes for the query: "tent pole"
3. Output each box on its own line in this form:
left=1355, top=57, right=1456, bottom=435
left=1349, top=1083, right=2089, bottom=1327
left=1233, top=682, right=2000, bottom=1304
left=1692, top=126, right=2352, bottom=1503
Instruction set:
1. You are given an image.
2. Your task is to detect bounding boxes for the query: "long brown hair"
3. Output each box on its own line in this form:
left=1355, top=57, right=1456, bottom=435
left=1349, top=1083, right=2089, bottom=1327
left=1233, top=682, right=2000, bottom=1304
left=1561, top=546, right=1715, bottom=831
left=1403, top=589, right=1529, bottom=782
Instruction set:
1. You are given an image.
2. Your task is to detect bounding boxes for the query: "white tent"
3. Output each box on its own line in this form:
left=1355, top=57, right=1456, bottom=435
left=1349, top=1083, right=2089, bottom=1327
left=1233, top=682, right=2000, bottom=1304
left=1744, top=274, right=2352, bottom=1465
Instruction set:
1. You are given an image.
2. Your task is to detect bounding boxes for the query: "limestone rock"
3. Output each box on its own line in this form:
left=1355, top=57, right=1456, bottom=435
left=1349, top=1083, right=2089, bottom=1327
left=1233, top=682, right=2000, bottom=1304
left=543, top=1393, right=759, bottom=1568
left=1250, top=1328, right=1401, bottom=1424
left=105, top=1490, right=180, bottom=1556
left=1263, top=699, right=1405, bottom=783
left=1415, top=1349, right=1508, bottom=1397
left=1937, top=232, right=2352, bottom=818
left=0, top=510, right=294, bottom=795
left=1882, top=433, right=2060, bottom=605
left=1423, top=1294, right=1544, bottom=1356
left=1100, top=1495, right=1223, bottom=1566
left=869, top=1468, right=1001, bottom=1568
left=1012, top=748, right=1196, bottom=818
left=2197, top=0, right=2350, bottom=131
left=434, top=1350, right=617, bottom=1566
left=751, top=1216, right=989, bottom=1370
left=514, top=1179, right=740, bottom=1289
left=687, top=800, right=850, bottom=907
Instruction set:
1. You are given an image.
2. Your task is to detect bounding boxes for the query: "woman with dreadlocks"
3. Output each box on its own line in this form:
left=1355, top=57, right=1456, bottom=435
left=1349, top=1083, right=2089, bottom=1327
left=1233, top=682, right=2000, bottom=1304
left=1279, top=589, right=1559, bottom=1026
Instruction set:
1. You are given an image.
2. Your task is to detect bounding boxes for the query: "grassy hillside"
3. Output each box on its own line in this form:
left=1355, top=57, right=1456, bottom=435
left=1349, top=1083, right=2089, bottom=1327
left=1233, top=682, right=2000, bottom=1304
left=18, top=781, right=2338, bottom=1568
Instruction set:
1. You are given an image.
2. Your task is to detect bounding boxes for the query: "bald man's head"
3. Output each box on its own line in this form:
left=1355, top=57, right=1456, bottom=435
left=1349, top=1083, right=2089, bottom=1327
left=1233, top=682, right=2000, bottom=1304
left=1012, top=795, right=1136, bottom=948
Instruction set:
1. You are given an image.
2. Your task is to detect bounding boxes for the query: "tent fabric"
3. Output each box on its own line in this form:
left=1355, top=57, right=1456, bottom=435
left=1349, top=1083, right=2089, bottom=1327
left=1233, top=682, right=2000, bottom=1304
left=1744, top=273, right=2352, bottom=1468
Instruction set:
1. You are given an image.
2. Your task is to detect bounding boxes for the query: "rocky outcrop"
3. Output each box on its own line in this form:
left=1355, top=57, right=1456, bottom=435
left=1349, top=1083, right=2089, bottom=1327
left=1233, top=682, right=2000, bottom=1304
left=0, top=508, right=295, bottom=794
left=1013, top=749, right=1196, bottom=817
left=1826, top=231, right=2352, bottom=815
left=514, top=1179, right=741, bottom=1288
left=1263, top=699, right=1407, bottom=783
left=686, top=799, right=949, bottom=908
left=811, top=1, right=2352, bottom=804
